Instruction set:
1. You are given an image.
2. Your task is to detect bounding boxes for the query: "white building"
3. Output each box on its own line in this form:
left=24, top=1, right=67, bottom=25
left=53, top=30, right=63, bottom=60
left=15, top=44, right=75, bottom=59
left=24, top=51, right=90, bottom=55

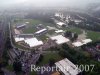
left=14, top=37, right=43, bottom=48
left=56, top=22, right=66, bottom=27
left=15, top=37, right=24, bottom=42
left=74, top=20, right=82, bottom=24
left=82, top=39, right=92, bottom=44
left=72, top=41, right=83, bottom=47
left=16, top=24, right=26, bottom=29
left=25, top=22, right=29, bottom=24
left=50, top=35, right=70, bottom=45
left=55, top=58, right=81, bottom=75
left=24, top=38, right=43, bottom=48
left=72, top=39, right=92, bottom=47
left=55, top=13, right=60, bottom=17
left=34, top=28, right=47, bottom=36
left=55, top=30, right=64, bottom=33
left=14, top=29, right=21, bottom=35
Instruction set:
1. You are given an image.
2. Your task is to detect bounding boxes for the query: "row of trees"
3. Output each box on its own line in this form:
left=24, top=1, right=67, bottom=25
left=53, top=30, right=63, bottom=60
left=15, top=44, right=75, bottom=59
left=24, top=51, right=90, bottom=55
left=68, top=19, right=100, bottom=32
left=58, top=43, right=100, bottom=75
left=64, top=31, right=78, bottom=42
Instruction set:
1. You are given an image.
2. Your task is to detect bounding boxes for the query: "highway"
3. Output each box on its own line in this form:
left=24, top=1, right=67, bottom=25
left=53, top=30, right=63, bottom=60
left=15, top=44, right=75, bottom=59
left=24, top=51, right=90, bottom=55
left=0, top=14, right=17, bottom=75
left=0, top=16, right=9, bottom=62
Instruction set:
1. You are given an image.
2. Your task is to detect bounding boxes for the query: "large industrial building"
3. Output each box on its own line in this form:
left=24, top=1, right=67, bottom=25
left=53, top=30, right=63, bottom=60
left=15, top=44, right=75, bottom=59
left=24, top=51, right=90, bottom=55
left=24, top=38, right=43, bottom=48
left=34, top=28, right=48, bottom=36
left=14, top=37, right=43, bottom=48
left=16, top=24, right=26, bottom=29
left=56, top=22, right=67, bottom=28
left=72, top=39, right=92, bottom=47
left=55, top=58, right=81, bottom=75
left=50, top=35, right=70, bottom=45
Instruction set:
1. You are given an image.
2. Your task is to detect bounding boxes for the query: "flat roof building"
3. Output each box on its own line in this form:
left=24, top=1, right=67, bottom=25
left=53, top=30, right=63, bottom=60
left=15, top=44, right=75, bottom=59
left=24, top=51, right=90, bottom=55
left=72, top=41, right=83, bottom=47
left=16, top=24, right=26, bottom=29
left=57, top=22, right=65, bottom=26
left=14, top=29, right=21, bottom=35
left=24, top=38, right=43, bottom=48
left=55, top=58, right=81, bottom=75
left=34, top=28, right=47, bottom=36
left=55, top=30, right=64, bottom=33
left=72, top=39, right=92, bottom=47
left=17, top=34, right=34, bottom=38
left=82, top=39, right=92, bottom=44
left=15, top=37, right=24, bottom=42
left=50, top=35, right=70, bottom=45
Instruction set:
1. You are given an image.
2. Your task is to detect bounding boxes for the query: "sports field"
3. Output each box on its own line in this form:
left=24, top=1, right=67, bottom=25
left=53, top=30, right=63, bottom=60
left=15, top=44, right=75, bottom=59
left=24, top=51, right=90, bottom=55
left=87, top=31, right=100, bottom=42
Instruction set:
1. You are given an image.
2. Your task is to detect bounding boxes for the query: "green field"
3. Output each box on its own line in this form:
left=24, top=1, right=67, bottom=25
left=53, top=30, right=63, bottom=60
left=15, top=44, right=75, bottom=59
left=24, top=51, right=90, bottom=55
left=87, top=31, right=100, bottom=42
left=30, top=53, right=63, bottom=75
left=21, top=19, right=57, bottom=34
left=37, top=35, right=49, bottom=41
left=67, top=27, right=82, bottom=34
left=61, top=27, right=82, bottom=34
left=23, top=19, right=43, bottom=33
left=38, top=53, right=63, bottom=66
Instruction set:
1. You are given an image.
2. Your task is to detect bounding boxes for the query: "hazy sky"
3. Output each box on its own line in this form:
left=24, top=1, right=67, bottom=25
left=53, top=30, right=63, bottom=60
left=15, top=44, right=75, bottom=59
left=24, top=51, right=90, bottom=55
left=0, top=0, right=100, bottom=8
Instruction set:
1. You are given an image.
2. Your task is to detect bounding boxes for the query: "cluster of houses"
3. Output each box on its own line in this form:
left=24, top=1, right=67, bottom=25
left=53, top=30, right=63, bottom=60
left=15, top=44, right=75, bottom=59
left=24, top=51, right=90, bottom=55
left=14, top=30, right=92, bottom=49
left=54, top=12, right=82, bottom=28
left=14, top=23, right=48, bottom=48
left=13, top=21, right=92, bottom=49
left=11, top=14, right=95, bottom=75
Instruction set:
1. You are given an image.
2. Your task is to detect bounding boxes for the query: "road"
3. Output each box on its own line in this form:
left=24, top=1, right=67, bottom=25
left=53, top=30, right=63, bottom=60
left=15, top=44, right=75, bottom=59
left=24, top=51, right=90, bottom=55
left=0, top=14, right=17, bottom=75
left=0, top=16, right=9, bottom=62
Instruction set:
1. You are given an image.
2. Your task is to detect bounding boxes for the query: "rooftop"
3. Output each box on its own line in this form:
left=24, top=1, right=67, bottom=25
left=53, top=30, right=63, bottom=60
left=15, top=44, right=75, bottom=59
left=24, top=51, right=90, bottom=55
left=24, top=38, right=43, bottom=47
left=15, top=37, right=24, bottom=42
left=35, top=28, right=47, bottom=34
left=14, top=29, right=21, bottom=35
left=82, top=39, right=92, bottom=44
left=55, top=30, right=64, bottom=33
left=57, top=22, right=65, bottom=26
left=72, top=39, right=92, bottom=47
left=16, top=24, right=26, bottom=29
left=55, top=58, right=81, bottom=75
left=50, top=35, right=70, bottom=44
left=72, top=41, right=83, bottom=47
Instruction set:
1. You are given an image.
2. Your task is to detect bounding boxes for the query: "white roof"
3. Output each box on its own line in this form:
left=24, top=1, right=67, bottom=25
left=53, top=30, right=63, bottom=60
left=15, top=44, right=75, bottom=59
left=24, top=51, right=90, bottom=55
left=74, top=20, right=82, bottom=23
left=82, top=39, right=92, bottom=44
left=17, top=24, right=26, bottom=28
left=14, top=29, right=20, bottom=34
left=55, top=13, right=60, bottom=17
left=25, top=22, right=29, bottom=24
left=55, top=30, right=64, bottom=33
left=35, top=28, right=47, bottom=34
left=72, top=41, right=83, bottom=47
left=55, top=58, right=81, bottom=75
left=57, top=22, right=65, bottom=26
left=24, top=38, right=43, bottom=47
left=15, top=37, right=24, bottom=42
left=50, top=35, right=70, bottom=44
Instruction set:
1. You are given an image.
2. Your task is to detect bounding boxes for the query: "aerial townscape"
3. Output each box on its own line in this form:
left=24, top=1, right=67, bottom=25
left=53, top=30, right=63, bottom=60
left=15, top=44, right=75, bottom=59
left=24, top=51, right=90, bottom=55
left=0, top=0, right=100, bottom=75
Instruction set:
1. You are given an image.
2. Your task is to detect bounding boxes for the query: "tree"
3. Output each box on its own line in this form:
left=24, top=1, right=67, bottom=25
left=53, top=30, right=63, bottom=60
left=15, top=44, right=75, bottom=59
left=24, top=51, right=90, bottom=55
left=64, top=31, right=72, bottom=38
left=36, top=54, right=44, bottom=65
left=5, top=37, right=12, bottom=49
left=74, top=33, right=78, bottom=40
left=62, top=43, right=70, bottom=50
left=13, top=61, right=22, bottom=73
left=0, top=63, right=4, bottom=75
left=49, top=58, right=55, bottom=67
